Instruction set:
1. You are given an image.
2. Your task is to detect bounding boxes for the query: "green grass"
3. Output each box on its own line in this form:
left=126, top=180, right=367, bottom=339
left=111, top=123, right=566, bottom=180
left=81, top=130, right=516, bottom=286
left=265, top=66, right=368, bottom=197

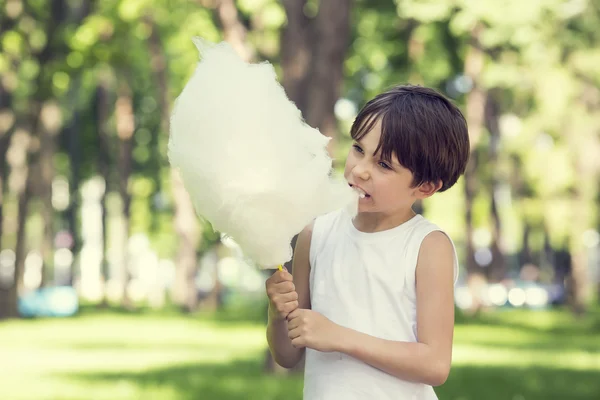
left=0, top=306, right=598, bottom=400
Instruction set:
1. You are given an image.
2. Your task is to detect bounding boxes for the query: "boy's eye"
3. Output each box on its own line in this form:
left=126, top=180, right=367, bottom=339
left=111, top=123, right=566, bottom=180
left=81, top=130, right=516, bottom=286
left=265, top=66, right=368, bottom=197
left=379, top=162, right=392, bottom=170
left=352, top=144, right=364, bottom=153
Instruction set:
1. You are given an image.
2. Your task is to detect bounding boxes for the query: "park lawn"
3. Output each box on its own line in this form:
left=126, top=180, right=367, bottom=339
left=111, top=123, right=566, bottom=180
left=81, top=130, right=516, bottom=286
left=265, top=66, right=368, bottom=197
left=0, top=306, right=598, bottom=400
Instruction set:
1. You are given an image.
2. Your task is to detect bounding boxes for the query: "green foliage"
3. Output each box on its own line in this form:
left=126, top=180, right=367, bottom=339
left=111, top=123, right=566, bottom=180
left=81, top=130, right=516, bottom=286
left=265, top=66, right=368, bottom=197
left=2, top=0, right=599, bottom=281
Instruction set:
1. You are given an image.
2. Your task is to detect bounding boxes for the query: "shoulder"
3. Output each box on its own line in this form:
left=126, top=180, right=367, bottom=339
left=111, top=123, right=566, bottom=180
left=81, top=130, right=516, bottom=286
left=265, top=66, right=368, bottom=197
left=416, top=229, right=456, bottom=279
left=294, top=219, right=317, bottom=264
left=309, top=208, right=346, bottom=246
left=410, top=216, right=454, bottom=255
left=421, top=230, right=454, bottom=253
left=314, top=208, right=345, bottom=228
left=298, top=220, right=315, bottom=243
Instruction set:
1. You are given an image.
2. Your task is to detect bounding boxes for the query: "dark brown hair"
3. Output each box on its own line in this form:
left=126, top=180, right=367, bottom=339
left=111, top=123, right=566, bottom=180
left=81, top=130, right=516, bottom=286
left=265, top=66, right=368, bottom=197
left=350, top=84, right=470, bottom=192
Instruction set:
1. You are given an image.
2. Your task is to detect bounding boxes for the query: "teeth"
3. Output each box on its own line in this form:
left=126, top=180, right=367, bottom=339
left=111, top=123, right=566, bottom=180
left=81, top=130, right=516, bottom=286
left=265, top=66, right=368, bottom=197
left=351, top=186, right=367, bottom=198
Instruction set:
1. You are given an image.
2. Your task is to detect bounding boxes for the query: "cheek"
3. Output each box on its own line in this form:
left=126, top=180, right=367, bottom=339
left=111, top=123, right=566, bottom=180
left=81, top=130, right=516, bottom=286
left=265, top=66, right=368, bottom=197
left=375, top=178, right=402, bottom=199
left=343, top=157, right=353, bottom=178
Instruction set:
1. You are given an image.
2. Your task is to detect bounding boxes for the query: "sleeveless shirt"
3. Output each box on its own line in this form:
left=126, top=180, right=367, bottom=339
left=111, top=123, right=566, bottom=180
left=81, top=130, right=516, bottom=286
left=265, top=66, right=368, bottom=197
left=304, top=208, right=459, bottom=400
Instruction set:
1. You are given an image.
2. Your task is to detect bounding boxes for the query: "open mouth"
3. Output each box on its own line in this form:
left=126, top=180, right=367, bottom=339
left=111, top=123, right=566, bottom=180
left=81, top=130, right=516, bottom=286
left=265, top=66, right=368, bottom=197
left=349, top=184, right=371, bottom=199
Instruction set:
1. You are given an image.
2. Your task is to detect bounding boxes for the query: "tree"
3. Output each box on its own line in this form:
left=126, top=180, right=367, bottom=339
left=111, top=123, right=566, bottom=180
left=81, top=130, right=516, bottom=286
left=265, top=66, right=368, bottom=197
left=261, top=0, right=352, bottom=373
left=281, top=0, right=351, bottom=154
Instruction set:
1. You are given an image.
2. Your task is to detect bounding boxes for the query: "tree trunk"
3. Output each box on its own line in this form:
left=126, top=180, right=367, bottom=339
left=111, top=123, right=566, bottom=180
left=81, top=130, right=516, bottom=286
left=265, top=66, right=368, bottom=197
left=215, top=0, right=256, bottom=62
left=484, top=91, right=506, bottom=282
left=563, top=83, right=599, bottom=314
left=553, top=248, right=570, bottom=304
left=283, top=0, right=351, bottom=156
left=0, top=184, right=30, bottom=319
left=26, top=0, right=68, bottom=289
left=146, top=17, right=201, bottom=312
left=57, top=2, right=90, bottom=288
left=281, top=0, right=312, bottom=112
left=96, top=79, right=112, bottom=304
left=11, top=174, right=30, bottom=306
left=541, top=224, right=554, bottom=275
left=0, top=0, right=69, bottom=316
left=463, top=23, right=488, bottom=312
left=0, top=84, right=16, bottom=249
left=64, top=118, right=80, bottom=287
left=520, top=222, right=533, bottom=268
left=170, top=169, right=200, bottom=311
left=262, top=0, right=352, bottom=373
left=566, top=250, right=587, bottom=315
left=38, top=101, right=63, bottom=286
left=566, top=174, right=591, bottom=315
left=115, top=83, right=134, bottom=309
left=202, top=242, right=224, bottom=312
left=0, top=125, right=33, bottom=319
left=64, top=89, right=81, bottom=287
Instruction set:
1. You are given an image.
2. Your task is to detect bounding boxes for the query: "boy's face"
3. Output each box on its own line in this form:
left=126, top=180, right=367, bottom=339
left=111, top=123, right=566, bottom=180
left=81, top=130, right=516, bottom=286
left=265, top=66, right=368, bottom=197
left=344, top=119, right=436, bottom=214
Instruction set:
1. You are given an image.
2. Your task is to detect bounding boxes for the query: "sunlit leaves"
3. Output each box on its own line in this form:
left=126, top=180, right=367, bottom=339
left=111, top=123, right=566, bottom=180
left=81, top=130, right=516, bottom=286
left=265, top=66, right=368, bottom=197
left=570, top=49, right=600, bottom=84
left=357, top=11, right=380, bottom=37
left=0, top=53, right=7, bottom=74
left=526, top=145, right=574, bottom=197
left=28, top=27, right=46, bottom=51
left=66, top=51, right=84, bottom=68
left=533, top=67, right=575, bottom=127
left=117, top=0, right=152, bottom=22
left=19, top=58, right=39, bottom=80
left=52, top=71, right=70, bottom=94
left=261, top=2, right=286, bottom=28
left=238, top=0, right=271, bottom=13
left=481, top=63, right=523, bottom=89
left=2, top=0, right=597, bottom=267
left=2, top=30, right=24, bottom=56
left=386, top=0, right=600, bottom=257
left=134, top=21, right=152, bottom=40
left=448, top=8, right=477, bottom=34
left=395, top=0, right=454, bottom=22
left=71, top=15, right=115, bottom=51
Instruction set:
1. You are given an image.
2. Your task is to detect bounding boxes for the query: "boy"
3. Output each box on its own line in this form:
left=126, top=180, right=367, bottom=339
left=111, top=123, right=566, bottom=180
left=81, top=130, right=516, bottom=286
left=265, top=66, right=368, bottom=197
left=266, top=84, right=469, bottom=399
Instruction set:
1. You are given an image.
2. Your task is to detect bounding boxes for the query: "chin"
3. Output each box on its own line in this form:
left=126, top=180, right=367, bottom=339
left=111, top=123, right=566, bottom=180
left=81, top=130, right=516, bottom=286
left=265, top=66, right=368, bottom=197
left=357, top=204, right=375, bottom=213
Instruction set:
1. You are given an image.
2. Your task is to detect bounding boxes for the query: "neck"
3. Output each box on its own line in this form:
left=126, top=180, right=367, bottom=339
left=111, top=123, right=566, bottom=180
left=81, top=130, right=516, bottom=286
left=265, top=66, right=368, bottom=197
left=352, top=208, right=417, bottom=233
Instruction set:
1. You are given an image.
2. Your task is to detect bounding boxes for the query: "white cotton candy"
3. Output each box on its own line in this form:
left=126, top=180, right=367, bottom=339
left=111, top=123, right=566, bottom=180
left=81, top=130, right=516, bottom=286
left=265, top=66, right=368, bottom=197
left=168, top=38, right=358, bottom=268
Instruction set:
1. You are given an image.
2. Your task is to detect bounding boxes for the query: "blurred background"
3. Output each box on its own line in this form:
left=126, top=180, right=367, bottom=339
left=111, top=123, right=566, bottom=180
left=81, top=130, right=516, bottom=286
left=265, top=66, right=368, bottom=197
left=1, top=0, right=599, bottom=399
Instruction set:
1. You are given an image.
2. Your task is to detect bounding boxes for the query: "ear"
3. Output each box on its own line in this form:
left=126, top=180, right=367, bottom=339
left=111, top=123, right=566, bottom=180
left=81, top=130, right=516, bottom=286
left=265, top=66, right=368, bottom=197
left=414, top=180, right=442, bottom=199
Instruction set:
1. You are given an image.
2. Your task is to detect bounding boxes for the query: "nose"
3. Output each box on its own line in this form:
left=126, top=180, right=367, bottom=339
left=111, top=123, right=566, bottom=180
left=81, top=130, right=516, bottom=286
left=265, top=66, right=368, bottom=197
left=352, top=162, right=370, bottom=181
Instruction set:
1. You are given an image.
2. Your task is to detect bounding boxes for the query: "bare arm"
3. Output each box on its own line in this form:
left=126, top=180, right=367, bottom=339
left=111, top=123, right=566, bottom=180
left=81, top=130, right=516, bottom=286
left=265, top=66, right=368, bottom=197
left=266, top=222, right=313, bottom=368
left=334, top=231, right=456, bottom=386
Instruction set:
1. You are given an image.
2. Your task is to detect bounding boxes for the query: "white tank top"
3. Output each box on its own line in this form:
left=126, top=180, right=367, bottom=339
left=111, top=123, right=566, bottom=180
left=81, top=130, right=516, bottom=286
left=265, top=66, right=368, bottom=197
left=304, top=208, right=459, bottom=400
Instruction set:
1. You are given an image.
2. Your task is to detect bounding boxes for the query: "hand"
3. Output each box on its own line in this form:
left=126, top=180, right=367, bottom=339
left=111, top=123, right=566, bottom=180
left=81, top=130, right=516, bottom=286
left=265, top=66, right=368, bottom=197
left=287, top=309, right=342, bottom=353
left=265, top=268, right=298, bottom=321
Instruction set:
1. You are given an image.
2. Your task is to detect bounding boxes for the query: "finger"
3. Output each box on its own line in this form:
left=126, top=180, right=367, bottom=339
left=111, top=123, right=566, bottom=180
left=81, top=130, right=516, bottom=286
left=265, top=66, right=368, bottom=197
left=276, top=291, right=298, bottom=303
left=266, top=284, right=296, bottom=301
left=274, top=300, right=298, bottom=318
left=273, top=280, right=295, bottom=294
left=288, top=326, right=301, bottom=340
left=291, top=337, right=305, bottom=349
left=287, top=308, right=302, bottom=321
left=284, top=300, right=299, bottom=314
left=266, top=270, right=291, bottom=285
left=271, top=292, right=298, bottom=305
left=278, top=268, right=293, bottom=281
left=286, top=314, right=300, bottom=330
left=273, top=300, right=298, bottom=317
left=270, top=293, right=297, bottom=308
left=265, top=273, right=281, bottom=292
